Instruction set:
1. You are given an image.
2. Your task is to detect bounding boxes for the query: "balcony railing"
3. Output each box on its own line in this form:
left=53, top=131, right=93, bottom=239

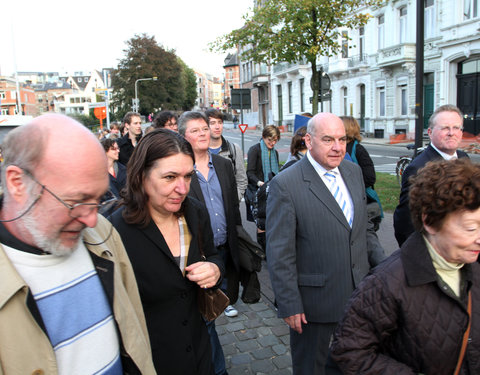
left=273, top=58, right=308, bottom=74
left=377, top=43, right=416, bottom=67
left=348, top=54, right=369, bottom=68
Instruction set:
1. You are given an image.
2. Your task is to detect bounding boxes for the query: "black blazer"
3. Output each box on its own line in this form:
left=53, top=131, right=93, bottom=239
left=393, top=144, right=469, bottom=246
left=246, top=142, right=279, bottom=190
left=110, top=197, right=223, bottom=375
left=109, top=162, right=127, bottom=198
left=189, top=153, right=242, bottom=270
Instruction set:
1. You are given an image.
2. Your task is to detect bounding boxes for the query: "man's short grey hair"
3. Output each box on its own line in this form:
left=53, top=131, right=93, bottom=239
left=1, top=124, right=48, bottom=200
left=178, top=111, right=209, bottom=136
left=428, top=104, right=464, bottom=129
left=307, top=116, right=318, bottom=137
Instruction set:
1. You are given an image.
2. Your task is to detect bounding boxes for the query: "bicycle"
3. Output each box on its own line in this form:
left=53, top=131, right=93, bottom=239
left=395, top=144, right=426, bottom=185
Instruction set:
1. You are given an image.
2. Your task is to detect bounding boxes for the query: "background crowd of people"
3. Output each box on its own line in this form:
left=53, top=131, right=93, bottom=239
left=0, top=104, right=478, bottom=375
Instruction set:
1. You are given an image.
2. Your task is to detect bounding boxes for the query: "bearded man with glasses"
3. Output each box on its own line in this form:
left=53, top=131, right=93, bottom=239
left=0, top=114, right=155, bottom=375
left=394, top=104, right=470, bottom=247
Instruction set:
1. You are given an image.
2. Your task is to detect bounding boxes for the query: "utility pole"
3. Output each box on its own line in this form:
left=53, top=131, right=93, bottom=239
left=414, top=0, right=425, bottom=157
left=134, top=77, right=158, bottom=112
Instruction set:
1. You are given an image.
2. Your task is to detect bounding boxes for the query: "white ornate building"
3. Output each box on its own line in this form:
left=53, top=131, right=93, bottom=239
left=270, top=0, right=480, bottom=138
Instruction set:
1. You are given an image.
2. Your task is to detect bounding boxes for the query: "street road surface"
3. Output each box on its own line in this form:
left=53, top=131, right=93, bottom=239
left=223, top=127, right=480, bottom=175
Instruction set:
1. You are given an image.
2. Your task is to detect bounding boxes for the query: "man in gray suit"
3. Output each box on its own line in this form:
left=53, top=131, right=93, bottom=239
left=266, top=112, right=385, bottom=375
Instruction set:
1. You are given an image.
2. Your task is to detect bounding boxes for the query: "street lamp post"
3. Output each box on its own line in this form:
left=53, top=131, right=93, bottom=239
left=133, top=77, right=158, bottom=112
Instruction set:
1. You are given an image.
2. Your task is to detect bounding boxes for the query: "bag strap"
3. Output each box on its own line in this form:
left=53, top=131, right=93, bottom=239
left=350, top=140, right=359, bottom=164
left=454, top=291, right=472, bottom=375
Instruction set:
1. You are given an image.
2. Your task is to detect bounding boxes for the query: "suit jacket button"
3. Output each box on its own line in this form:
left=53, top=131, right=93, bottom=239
left=181, top=292, right=187, bottom=299
left=186, top=345, right=192, bottom=352
left=182, top=319, right=188, bottom=326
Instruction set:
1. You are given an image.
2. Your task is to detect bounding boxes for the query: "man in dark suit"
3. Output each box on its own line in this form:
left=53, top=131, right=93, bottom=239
left=266, top=112, right=385, bottom=375
left=393, top=104, right=469, bottom=246
left=179, top=111, right=242, bottom=375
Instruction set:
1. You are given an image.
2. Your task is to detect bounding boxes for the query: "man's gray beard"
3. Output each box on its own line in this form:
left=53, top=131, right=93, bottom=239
left=21, top=207, right=83, bottom=257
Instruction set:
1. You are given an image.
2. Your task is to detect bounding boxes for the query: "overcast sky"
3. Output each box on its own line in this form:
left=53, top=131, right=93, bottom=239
left=0, top=0, right=253, bottom=78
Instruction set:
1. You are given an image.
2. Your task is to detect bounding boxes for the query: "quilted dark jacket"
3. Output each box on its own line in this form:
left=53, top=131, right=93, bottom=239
left=331, top=232, right=480, bottom=375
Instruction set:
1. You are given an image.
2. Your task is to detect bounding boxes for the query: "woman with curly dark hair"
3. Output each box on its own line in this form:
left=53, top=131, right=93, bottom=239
left=331, top=158, right=480, bottom=375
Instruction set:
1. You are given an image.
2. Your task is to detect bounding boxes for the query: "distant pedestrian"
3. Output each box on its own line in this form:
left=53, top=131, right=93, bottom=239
left=100, top=138, right=126, bottom=213
left=281, top=126, right=307, bottom=171
left=394, top=104, right=468, bottom=246
left=341, top=116, right=382, bottom=231
left=117, top=112, right=142, bottom=166
left=246, top=125, right=280, bottom=249
left=153, top=110, right=178, bottom=132
left=207, top=108, right=247, bottom=202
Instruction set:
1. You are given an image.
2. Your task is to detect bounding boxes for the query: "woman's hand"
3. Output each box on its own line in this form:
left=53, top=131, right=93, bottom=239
left=185, top=261, right=221, bottom=289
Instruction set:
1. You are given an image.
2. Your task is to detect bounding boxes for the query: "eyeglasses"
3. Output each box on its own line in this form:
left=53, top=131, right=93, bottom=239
left=165, top=122, right=178, bottom=129
left=433, top=125, right=464, bottom=134
left=22, top=169, right=111, bottom=219
left=188, top=126, right=210, bottom=135
left=266, top=137, right=278, bottom=143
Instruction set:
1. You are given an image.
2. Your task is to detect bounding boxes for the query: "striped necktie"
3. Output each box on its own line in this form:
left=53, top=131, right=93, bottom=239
left=324, top=171, right=353, bottom=227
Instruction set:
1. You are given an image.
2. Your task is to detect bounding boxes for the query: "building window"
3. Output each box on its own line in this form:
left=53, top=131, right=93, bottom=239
left=277, top=84, right=283, bottom=122
left=343, top=87, right=348, bottom=115
left=359, top=27, right=365, bottom=60
left=399, top=7, right=407, bottom=43
left=401, top=86, right=408, bottom=115
left=299, top=78, right=305, bottom=112
left=341, top=31, right=349, bottom=58
left=464, top=0, right=479, bottom=20
left=288, top=82, right=293, bottom=113
left=378, top=15, right=385, bottom=49
left=378, top=86, right=386, bottom=117
left=397, top=79, right=408, bottom=116
left=0, top=92, right=5, bottom=100
left=425, top=0, right=435, bottom=38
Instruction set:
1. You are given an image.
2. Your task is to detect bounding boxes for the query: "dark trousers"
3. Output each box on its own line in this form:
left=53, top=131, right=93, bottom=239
left=290, top=322, right=337, bottom=375
left=206, top=320, right=227, bottom=375
left=218, top=244, right=240, bottom=305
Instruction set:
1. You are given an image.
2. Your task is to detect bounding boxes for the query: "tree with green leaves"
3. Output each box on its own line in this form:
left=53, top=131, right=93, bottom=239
left=111, top=33, right=197, bottom=117
left=178, top=59, right=198, bottom=111
left=211, top=0, right=381, bottom=114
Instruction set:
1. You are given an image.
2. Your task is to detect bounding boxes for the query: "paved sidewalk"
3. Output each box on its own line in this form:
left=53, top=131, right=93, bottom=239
left=215, top=261, right=292, bottom=375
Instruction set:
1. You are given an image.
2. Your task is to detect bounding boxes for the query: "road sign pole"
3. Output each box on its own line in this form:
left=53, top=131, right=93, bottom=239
left=240, top=93, right=245, bottom=155
left=238, top=123, right=248, bottom=156
left=105, top=92, right=110, bottom=129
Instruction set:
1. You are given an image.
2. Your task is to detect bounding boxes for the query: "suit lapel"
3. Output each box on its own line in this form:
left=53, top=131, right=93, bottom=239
left=189, top=173, right=206, bottom=205
left=141, top=220, right=177, bottom=264
left=301, top=158, right=351, bottom=230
